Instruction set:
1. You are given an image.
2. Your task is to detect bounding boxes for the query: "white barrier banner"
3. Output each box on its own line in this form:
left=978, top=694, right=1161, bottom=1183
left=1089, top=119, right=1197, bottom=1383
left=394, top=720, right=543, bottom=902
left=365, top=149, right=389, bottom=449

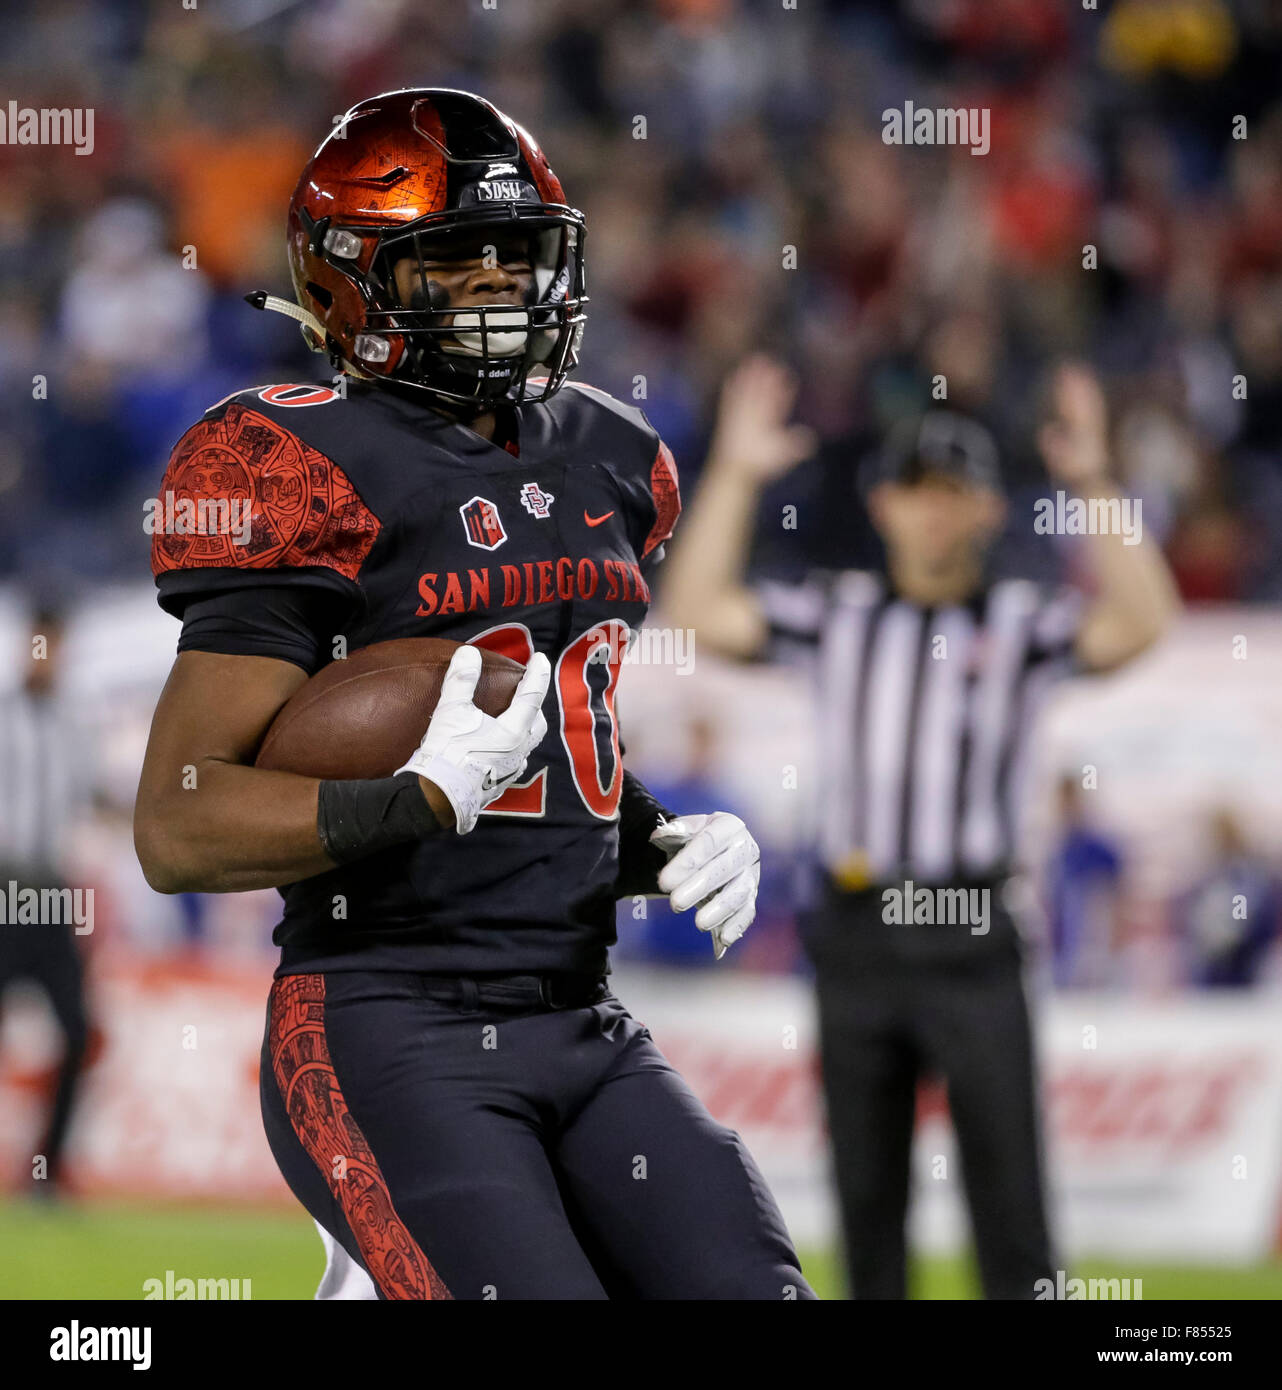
left=615, top=967, right=1282, bottom=1261
left=5, top=956, right=1281, bottom=1262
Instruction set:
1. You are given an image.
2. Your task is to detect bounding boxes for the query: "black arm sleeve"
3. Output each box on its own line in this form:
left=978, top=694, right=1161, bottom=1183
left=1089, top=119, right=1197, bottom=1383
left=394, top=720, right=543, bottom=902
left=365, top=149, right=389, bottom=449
left=615, top=769, right=677, bottom=899
left=174, top=580, right=358, bottom=676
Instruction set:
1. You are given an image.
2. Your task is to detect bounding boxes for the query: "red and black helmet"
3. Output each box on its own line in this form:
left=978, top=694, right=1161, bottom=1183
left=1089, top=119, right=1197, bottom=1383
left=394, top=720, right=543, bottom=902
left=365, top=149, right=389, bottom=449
left=283, top=88, right=587, bottom=415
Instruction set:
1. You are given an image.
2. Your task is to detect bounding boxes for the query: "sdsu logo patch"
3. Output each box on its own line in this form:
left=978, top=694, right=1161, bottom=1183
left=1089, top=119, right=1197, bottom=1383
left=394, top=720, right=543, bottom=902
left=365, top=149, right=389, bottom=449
left=519, top=482, right=554, bottom=518
left=460, top=496, right=506, bottom=550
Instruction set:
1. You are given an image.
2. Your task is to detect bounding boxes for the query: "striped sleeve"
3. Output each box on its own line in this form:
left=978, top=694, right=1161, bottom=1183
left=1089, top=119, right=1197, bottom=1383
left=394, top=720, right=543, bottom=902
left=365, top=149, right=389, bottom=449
left=756, top=574, right=832, bottom=653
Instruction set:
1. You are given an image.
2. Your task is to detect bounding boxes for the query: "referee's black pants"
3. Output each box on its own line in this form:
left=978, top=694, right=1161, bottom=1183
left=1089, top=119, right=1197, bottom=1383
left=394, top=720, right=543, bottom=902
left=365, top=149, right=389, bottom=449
left=0, top=869, right=90, bottom=1193
left=804, top=880, right=1054, bottom=1300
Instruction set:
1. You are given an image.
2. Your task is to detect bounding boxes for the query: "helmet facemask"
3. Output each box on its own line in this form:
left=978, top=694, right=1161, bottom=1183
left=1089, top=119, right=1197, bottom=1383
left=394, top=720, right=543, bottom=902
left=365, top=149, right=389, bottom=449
left=357, top=211, right=586, bottom=417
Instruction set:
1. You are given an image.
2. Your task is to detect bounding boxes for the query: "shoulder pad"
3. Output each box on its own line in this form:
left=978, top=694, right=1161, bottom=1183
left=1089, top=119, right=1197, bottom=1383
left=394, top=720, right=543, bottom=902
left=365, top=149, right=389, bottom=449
left=204, top=381, right=349, bottom=417
left=555, top=382, right=680, bottom=559
left=560, top=379, right=653, bottom=433
left=149, top=396, right=381, bottom=582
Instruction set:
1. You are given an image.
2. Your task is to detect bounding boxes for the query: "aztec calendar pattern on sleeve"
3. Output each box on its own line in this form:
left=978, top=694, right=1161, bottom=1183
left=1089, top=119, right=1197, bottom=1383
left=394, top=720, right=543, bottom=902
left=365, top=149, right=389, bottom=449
left=150, top=403, right=381, bottom=581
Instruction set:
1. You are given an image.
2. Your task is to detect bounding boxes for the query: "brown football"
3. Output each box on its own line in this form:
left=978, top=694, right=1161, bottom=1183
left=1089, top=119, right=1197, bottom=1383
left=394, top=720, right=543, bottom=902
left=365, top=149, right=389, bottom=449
left=254, top=637, right=526, bottom=780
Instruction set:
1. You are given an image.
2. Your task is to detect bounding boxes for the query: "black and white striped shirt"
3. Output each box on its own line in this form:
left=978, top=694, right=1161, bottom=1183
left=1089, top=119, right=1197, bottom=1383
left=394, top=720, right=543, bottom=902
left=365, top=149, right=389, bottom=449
left=761, top=571, right=1082, bottom=886
left=0, top=687, right=87, bottom=877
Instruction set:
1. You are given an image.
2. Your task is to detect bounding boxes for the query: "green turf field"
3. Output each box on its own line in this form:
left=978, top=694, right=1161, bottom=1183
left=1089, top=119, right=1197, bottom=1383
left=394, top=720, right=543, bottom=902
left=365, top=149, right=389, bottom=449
left=2, top=1199, right=1279, bottom=1299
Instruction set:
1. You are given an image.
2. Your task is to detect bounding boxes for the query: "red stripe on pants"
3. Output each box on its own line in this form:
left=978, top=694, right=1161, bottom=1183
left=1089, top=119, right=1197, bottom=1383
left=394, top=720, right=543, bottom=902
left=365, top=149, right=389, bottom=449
left=267, top=973, right=451, bottom=1300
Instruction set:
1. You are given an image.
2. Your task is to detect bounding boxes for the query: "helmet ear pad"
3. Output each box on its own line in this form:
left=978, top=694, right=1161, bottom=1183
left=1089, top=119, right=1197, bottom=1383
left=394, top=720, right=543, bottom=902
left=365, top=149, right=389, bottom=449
left=286, top=209, right=407, bottom=377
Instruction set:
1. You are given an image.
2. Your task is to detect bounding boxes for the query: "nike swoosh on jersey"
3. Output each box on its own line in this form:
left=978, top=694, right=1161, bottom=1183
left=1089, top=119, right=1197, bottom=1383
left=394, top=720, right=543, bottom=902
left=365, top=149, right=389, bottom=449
left=583, top=510, right=615, bottom=527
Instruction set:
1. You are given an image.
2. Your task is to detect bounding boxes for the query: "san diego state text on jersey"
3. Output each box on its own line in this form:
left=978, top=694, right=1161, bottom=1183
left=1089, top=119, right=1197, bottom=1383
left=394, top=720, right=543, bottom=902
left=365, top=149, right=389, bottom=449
left=151, top=378, right=680, bottom=978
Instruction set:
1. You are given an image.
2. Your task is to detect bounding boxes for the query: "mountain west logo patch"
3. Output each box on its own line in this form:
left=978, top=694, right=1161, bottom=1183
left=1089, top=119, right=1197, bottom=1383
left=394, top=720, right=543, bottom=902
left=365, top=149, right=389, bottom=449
left=519, top=482, right=554, bottom=519
left=460, top=496, right=506, bottom=550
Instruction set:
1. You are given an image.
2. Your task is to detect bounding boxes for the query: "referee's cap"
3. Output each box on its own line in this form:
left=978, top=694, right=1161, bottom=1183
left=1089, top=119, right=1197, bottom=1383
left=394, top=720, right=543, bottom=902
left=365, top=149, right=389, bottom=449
left=861, top=410, right=1003, bottom=496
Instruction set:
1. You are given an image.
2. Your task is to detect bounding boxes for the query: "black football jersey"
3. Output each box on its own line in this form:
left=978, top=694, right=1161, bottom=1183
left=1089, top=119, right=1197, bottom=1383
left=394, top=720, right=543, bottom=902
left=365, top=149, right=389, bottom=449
left=150, top=377, right=681, bottom=977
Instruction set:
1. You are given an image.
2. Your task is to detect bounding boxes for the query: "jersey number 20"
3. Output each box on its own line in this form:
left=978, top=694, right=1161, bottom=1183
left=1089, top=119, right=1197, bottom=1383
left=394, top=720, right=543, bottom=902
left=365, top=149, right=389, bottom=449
left=469, top=620, right=627, bottom=820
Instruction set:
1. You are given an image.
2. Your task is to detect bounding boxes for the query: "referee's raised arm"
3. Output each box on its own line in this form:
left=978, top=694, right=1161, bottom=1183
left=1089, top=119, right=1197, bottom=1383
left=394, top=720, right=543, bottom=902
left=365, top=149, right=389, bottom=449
left=664, top=356, right=816, bottom=659
left=1037, top=363, right=1181, bottom=672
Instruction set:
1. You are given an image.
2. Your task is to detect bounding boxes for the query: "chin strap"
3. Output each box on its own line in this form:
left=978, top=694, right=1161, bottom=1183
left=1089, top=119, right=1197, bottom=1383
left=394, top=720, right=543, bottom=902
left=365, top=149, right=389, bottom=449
left=244, top=290, right=328, bottom=344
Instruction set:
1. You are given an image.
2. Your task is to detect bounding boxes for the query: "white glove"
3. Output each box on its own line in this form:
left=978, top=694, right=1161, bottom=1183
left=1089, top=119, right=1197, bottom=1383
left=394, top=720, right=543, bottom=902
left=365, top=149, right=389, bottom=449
left=397, top=645, right=550, bottom=834
left=651, top=812, right=761, bottom=960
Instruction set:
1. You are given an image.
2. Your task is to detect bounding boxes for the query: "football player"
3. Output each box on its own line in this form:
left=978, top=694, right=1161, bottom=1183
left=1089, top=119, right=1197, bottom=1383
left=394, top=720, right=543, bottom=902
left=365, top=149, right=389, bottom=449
left=134, top=88, right=814, bottom=1301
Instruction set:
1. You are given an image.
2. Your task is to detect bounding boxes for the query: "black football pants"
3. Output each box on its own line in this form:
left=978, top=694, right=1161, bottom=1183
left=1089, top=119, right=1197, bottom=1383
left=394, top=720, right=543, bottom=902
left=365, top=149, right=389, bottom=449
left=260, top=970, right=815, bottom=1300
left=805, top=885, right=1055, bottom=1299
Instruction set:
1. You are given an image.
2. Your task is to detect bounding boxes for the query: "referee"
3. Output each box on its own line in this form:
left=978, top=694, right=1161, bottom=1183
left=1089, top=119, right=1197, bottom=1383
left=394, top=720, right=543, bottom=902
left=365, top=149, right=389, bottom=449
left=667, top=358, right=1178, bottom=1298
left=0, top=602, right=94, bottom=1198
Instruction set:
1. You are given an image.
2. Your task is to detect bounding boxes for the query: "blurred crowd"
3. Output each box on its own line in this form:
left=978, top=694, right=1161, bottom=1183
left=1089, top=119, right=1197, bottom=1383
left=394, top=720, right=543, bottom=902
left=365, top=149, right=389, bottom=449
left=1, top=0, right=1281, bottom=598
